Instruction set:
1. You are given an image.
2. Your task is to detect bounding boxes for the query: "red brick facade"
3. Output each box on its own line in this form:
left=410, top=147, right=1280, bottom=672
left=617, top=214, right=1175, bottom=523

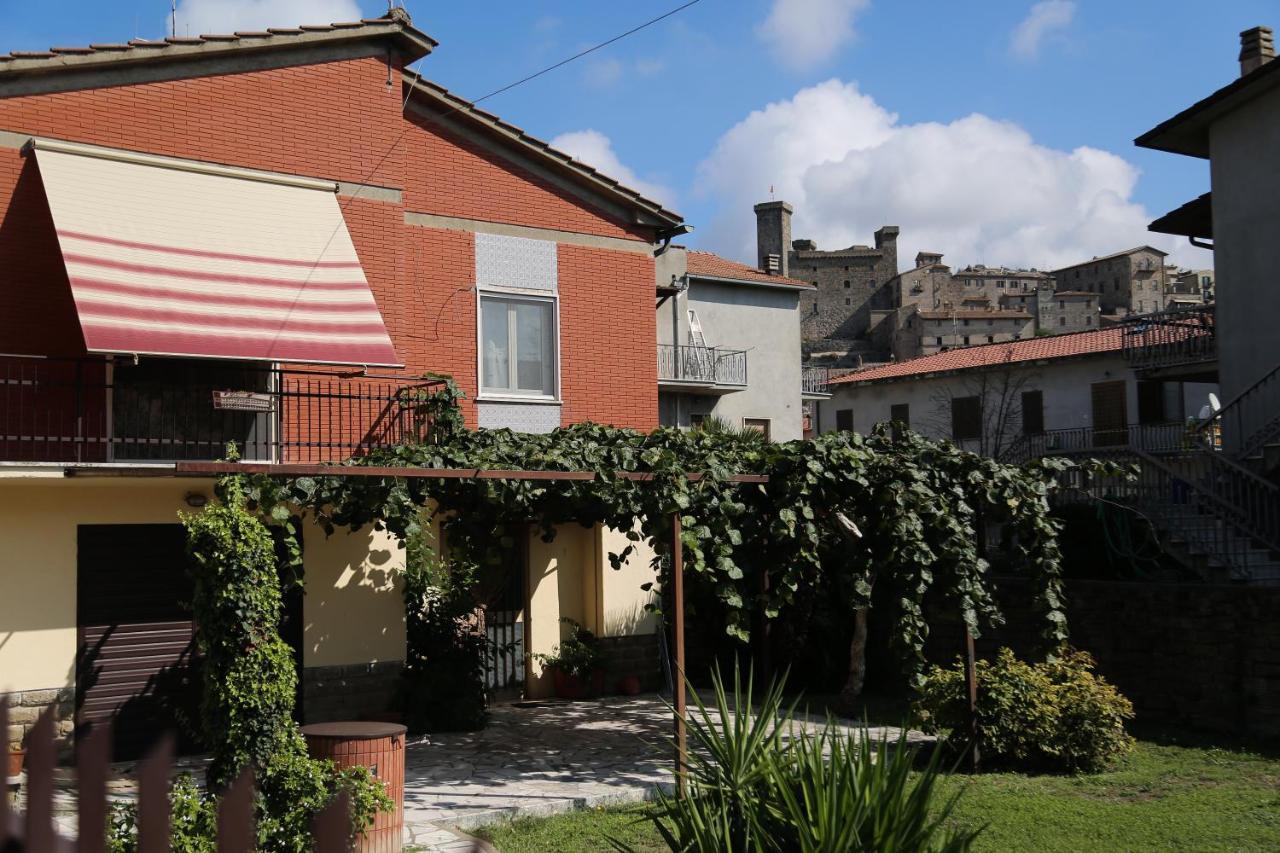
left=0, top=50, right=659, bottom=434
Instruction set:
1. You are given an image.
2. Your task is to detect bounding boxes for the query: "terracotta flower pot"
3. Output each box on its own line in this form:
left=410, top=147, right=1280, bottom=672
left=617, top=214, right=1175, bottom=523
left=552, top=667, right=588, bottom=700
left=617, top=674, right=642, bottom=696
left=551, top=668, right=605, bottom=700
left=8, top=749, right=25, bottom=778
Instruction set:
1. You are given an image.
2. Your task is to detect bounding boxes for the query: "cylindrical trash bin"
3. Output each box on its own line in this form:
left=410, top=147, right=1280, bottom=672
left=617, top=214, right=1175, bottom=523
left=302, top=721, right=407, bottom=853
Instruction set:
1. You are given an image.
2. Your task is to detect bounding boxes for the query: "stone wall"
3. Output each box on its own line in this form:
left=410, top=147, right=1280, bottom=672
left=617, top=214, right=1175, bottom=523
left=795, top=228, right=899, bottom=345
left=301, top=661, right=403, bottom=725
left=4, top=686, right=75, bottom=755
left=924, top=579, right=1280, bottom=741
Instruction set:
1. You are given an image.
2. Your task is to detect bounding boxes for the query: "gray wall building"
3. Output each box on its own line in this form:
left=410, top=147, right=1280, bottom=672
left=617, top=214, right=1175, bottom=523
left=1050, top=246, right=1170, bottom=317
left=656, top=247, right=810, bottom=441
left=754, top=202, right=900, bottom=347
left=1138, top=25, right=1280, bottom=407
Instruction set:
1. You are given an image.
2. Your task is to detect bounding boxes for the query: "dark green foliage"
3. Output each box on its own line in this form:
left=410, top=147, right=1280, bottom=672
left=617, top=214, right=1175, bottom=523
left=638, top=666, right=978, bottom=852
left=915, top=647, right=1135, bottom=773
left=399, top=530, right=488, bottom=732
left=238, top=421, right=1097, bottom=688
left=535, top=619, right=607, bottom=679
left=109, top=479, right=393, bottom=851
left=183, top=490, right=297, bottom=787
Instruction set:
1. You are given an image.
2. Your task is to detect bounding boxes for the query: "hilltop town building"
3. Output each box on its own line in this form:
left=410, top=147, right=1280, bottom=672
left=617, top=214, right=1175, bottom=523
left=1051, top=246, right=1170, bottom=316
left=753, top=202, right=899, bottom=353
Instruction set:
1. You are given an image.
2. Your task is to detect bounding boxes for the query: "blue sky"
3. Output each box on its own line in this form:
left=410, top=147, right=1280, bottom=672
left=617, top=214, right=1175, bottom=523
left=1, top=0, right=1262, bottom=270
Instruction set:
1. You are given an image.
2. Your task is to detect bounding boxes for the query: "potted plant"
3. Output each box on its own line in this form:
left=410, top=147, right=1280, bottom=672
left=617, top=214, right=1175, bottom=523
left=535, top=619, right=607, bottom=700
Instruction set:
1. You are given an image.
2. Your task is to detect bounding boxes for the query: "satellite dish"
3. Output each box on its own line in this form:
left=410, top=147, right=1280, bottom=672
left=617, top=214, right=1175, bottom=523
left=1209, top=392, right=1221, bottom=412
left=1198, top=405, right=1213, bottom=421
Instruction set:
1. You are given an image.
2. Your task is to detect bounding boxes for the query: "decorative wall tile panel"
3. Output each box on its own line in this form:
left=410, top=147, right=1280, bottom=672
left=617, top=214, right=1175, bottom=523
left=476, top=400, right=561, bottom=433
left=475, top=232, right=558, bottom=292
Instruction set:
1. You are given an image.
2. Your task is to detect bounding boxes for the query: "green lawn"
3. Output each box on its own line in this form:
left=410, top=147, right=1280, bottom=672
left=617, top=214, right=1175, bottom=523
left=475, top=740, right=1280, bottom=852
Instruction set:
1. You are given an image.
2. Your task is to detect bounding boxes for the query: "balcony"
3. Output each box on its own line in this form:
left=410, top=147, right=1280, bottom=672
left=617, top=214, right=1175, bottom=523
left=802, top=365, right=833, bottom=398
left=1001, top=422, right=1192, bottom=464
left=657, top=344, right=747, bottom=394
left=0, top=355, right=441, bottom=466
left=1120, top=304, right=1216, bottom=377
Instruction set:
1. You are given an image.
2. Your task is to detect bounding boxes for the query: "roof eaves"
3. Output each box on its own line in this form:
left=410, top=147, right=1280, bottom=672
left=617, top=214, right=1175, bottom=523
left=0, top=14, right=437, bottom=80
left=689, top=271, right=815, bottom=291
left=402, top=74, right=683, bottom=229
left=1135, top=57, right=1280, bottom=158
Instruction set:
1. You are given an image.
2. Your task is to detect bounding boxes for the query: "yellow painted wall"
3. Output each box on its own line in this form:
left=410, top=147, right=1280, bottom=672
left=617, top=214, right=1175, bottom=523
left=301, top=522, right=406, bottom=668
left=599, top=525, right=659, bottom=637
left=0, top=476, right=213, bottom=694
left=524, top=523, right=596, bottom=697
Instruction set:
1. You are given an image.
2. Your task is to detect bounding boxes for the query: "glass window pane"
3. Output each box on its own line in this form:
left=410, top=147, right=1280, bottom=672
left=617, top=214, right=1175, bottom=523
left=482, top=299, right=510, bottom=390
left=515, top=300, right=553, bottom=393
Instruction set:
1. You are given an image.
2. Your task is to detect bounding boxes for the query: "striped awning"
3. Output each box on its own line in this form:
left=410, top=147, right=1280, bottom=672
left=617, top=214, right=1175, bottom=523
left=32, top=139, right=400, bottom=367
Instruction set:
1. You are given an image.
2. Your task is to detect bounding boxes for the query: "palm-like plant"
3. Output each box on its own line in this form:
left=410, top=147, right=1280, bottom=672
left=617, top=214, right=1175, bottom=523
left=628, top=664, right=979, bottom=853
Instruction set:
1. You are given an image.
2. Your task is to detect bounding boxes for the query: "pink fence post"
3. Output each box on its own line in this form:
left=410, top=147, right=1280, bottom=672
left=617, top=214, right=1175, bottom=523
left=137, top=735, right=174, bottom=853
left=77, top=722, right=111, bottom=853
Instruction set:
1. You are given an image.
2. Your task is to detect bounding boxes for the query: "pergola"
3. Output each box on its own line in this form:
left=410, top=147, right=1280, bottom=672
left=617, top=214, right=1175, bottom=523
left=176, top=460, right=772, bottom=792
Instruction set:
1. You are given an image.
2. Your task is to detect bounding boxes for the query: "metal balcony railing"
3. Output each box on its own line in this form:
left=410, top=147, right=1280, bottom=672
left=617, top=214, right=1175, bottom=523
left=802, top=365, right=832, bottom=395
left=0, top=355, right=442, bottom=464
left=1000, top=422, right=1192, bottom=464
left=1120, top=304, right=1216, bottom=371
left=657, top=344, right=747, bottom=387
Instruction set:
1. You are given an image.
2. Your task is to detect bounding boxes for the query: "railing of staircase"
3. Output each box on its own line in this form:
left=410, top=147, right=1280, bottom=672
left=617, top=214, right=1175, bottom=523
left=1195, top=362, right=1280, bottom=458
left=1002, top=423, right=1189, bottom=464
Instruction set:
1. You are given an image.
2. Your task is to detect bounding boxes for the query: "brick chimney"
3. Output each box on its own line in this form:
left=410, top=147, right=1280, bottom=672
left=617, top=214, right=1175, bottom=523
left=1240, top=26, right=1275, bottom=76
left=753, top=200, right=793, bottom=276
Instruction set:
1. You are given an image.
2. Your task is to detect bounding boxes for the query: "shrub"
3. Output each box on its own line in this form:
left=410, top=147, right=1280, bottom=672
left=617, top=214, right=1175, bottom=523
left=104, top=477, right=395, bottom=851
left=534, top=619, right=607, bottom=679
left=915, top=647, right=1134, bottom=773
left=637, top=665, right=978, bottom=852
left=399, top=532, right=489, bottom=732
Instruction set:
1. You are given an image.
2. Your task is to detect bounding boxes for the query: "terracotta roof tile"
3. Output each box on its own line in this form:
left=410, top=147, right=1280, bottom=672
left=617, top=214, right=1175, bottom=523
left=685, top=251, right=814, bottom=289
left=830, top=328, right=1130, bottom=386
left=1, top=13, right=436, bottom=68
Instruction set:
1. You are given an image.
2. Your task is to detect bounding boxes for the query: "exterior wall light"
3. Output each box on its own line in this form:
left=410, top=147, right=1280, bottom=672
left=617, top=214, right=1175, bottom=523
left=184, top=492, right=209, bottom=508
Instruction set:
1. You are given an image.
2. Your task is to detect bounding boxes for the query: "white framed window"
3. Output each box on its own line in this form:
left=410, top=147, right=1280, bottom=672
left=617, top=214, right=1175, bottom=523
left=479, top=292, right=558, bottom=398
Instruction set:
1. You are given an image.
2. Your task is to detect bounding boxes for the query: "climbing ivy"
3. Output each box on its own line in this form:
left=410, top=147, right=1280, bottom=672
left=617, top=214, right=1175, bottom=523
left=229, top=394, right=1120, bottom=686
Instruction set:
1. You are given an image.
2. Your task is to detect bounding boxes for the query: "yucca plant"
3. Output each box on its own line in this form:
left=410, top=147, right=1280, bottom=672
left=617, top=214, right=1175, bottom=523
left=628, top=665, right=979, bottom=852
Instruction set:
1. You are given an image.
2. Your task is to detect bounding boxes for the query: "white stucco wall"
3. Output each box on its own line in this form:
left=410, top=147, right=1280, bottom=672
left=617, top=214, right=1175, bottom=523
left=813, top=353, right=1216, bottom=446
left=1208, top=83, right=1280, bottom=401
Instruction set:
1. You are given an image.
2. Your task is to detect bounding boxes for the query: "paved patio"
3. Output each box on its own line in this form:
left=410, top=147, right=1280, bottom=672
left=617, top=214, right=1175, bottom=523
left=18, top=695, right=924, bottom=851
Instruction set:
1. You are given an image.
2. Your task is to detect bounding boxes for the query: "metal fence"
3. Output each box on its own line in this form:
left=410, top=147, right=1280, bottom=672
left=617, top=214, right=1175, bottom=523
left=801, top=366, right=831, bottom=395
left=656, top=344, right=748, bottom=386
left=1120, top=304, right=1216, bottom=371
left=0, top=355, right=441, bottom=465
left=2, top=702, right=353, bottom=852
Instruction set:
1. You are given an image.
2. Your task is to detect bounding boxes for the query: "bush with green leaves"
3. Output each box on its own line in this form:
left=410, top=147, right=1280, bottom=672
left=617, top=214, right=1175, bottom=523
left=915, top=647, right=1134, bottom=773
left=637, top=666, right=978, bottom=852
left=534, top=618, right=607, bottom=679
left=109, top=478, right=392, bottom=851
left=399, top=529, right=489, bottom=732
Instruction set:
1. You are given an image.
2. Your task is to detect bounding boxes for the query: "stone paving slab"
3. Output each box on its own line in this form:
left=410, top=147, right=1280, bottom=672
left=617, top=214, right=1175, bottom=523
left=20, top=695, right=924, bottom=852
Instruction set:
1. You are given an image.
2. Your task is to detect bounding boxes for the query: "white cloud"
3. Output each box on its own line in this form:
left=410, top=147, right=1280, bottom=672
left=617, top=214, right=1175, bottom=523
left=583, top=57, right=625, bottom=89
left=173, top=0, right=361, bottom=35
left=695, top=79, right=1208, bottom=271
left=550, top=130, right=677, bottom=208
left=1010, top=0, right=1075, bottom=60
left=757, top=0, right=870, bottom=71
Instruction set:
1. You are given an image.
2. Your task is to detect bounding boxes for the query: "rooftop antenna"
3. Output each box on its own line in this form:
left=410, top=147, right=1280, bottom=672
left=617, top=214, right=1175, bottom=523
left=769, top=184, right=775, bottom=201
left=170, top=1, right=176, bottom=39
